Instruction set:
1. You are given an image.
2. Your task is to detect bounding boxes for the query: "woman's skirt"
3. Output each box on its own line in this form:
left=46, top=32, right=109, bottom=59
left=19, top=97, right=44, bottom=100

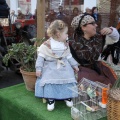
left=78, top=61, right=117, bottom=85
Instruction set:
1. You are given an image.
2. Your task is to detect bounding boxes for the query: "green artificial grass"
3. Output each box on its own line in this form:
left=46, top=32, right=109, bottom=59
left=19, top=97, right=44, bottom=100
left=0, top=83, right=107, bottom=120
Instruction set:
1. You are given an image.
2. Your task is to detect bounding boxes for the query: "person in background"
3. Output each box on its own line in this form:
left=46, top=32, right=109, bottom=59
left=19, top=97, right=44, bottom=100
left=17, top=8, right=25, bottom=19
left=56, top=6, right=67, bottom=23
left=72, top=7, right=79, bottom=18
left=84, top=7, right=92, bottom=15
left=35, top=20, right=79, bottom=111
left=0, top=24, right=5, bottom=77
left=68, top=7, right=80, bottom=39
left=10, top=10, right=17, bottom=24
left=46, top=9, right=56, bottom=23
left=71, top=14, right=119, bottom=85
left=32, top=9, right=37, bottom=28
left=92, top=7, right=102, bottom=32
left=33, top=9, right=37, bottom=19
left=0, top=41, right=4, bottom=78
left=25, top=8, right=33, bottom=19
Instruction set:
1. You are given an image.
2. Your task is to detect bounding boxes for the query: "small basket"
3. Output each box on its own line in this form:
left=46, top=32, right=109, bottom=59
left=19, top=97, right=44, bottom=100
left=107, top=88, right=120, bottom=120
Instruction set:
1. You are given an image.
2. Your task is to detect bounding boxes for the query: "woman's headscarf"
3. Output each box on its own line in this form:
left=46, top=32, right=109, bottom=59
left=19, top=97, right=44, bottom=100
left=71, top=14, right=95, bottom=29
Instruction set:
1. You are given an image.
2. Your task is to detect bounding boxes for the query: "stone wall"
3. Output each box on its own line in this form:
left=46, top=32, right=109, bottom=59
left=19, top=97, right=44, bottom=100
left=98, top=0, right=111, bottom=28
left=98, top=0, right=111, bottom=13
left=98, top=0, right=120, bottom=27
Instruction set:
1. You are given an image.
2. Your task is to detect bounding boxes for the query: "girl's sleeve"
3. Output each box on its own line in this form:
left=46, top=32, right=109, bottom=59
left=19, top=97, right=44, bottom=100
left=66, top=53, right=79, bottom=67
left=105, top=27, right=119, bottom=45
left=35, top=55, right=45, bottom=72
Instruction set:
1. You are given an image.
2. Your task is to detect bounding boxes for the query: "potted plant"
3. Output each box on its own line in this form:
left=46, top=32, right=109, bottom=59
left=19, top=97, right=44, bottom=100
left=3, top=38, right=46, bottom=91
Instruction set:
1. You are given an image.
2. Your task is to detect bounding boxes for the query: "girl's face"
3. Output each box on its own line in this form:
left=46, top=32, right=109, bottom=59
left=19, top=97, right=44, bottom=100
left=82, top=21, right=97, bottom=38
left=59, top=27, right=68, bottom=42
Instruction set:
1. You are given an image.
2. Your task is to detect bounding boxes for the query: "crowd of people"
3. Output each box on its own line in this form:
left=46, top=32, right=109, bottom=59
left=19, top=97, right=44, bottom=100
left=10, top=6, right=102, bottom=35
left=10, top=7, right=36, bottom=24
left=45, top=6, right=103, bottom=38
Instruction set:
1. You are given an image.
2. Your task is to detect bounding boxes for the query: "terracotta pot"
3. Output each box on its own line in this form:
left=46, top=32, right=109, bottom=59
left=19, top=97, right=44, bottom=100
left=20, top=68, right=36, bottom=91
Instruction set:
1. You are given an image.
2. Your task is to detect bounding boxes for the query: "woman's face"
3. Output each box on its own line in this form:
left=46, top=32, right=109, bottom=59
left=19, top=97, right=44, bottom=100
left=82, top=21, right=98, bottom=38
left=73, top=9, right=78, bottom=15
left=94, top=8, right=98, bottom=14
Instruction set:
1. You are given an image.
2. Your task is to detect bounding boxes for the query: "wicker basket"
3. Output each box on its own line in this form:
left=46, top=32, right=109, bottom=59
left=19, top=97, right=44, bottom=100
left=107, top=88, right=120, bottom=120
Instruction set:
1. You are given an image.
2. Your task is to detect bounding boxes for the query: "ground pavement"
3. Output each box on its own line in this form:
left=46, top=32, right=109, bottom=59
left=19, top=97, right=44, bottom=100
left=0, top=69, right=23, bottom=89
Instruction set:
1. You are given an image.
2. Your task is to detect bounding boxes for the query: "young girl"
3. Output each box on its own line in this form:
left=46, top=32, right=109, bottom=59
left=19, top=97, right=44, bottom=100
left=35, top=20, right=79, bottom=111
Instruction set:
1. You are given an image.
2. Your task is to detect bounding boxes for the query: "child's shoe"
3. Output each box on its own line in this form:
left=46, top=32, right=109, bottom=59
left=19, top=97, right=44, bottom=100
left=47, top=100, right=55, bottom=111
left=65, top=98, right=73, bottom=107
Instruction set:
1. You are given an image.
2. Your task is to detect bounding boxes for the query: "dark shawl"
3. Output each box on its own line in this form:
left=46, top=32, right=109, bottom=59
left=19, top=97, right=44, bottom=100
left=70, top=34, right=105, bottom=74
left=70, top=35, right=117, bottom=85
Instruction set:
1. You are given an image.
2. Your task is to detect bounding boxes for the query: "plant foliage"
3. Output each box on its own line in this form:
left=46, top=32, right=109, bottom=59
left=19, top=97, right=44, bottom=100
left=3, top=43, right=37, bottom=72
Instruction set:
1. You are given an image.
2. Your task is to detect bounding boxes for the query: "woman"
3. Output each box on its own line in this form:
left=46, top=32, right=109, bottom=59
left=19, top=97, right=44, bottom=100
left=17, top=8, right=25, bottom=19
left=72, top=7, right=79, bottom=17
left=92, top=7, right=102, bottom=32
left=70, top=14, right=119, bottom=85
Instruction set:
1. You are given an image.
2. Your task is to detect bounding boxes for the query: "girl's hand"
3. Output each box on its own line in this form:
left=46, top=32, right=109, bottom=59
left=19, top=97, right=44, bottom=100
left=73, top=66, right=79, bottom=73
left=100, top=27, right=112, bottom=35
left=36, top=71, right=42, bottom=77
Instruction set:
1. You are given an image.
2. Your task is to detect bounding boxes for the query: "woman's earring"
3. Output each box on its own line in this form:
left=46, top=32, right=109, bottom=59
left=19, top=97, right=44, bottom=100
left=84, top=30, right=87, bottom=34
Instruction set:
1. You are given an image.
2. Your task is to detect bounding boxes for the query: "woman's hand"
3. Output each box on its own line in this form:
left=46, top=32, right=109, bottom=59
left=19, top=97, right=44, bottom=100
left=73, top=66, right=79, bottom=73
left=100, top=27, right=113, bottom=35
left=36, top=71, right=42, bottom=77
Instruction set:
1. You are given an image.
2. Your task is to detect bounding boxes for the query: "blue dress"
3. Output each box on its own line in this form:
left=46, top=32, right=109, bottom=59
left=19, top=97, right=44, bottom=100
left=35, top=38, right=78, bottom=100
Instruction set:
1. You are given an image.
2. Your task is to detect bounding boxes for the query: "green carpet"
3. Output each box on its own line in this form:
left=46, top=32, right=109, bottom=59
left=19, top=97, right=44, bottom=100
left=0, top=83, right=107, bottom=120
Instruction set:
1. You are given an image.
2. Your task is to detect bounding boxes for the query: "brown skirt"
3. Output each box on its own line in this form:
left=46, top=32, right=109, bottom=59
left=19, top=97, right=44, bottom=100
left=78, top=61, right=117, bottom=85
